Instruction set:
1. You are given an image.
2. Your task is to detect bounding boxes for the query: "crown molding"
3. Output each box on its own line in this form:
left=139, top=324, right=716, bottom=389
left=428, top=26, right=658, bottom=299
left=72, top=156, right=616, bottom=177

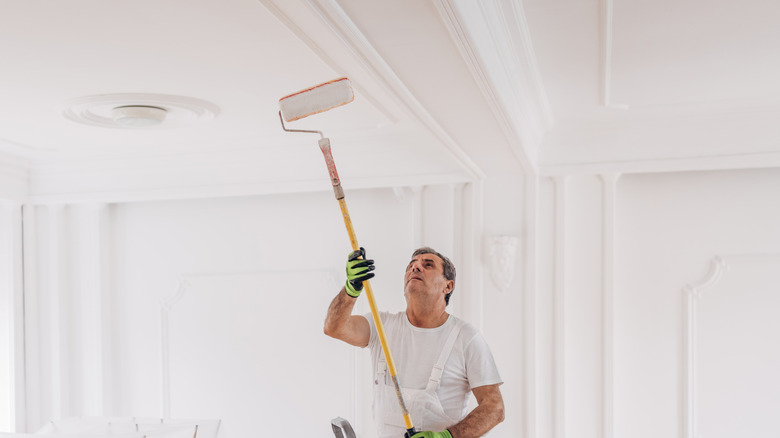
left=599, top=172, right=620, bottom=438
left=435, top=0, right=552, bottom=172
left=599, top=0, right=629, bottom=109
left=540, top=151, right=780, bottom=177
left=434, top=0, right=532, bottom=173
left=307, top=0, right=486, bottom=179
left=259, top=0, right=485, bottom=180
left=27, top=151, right=470, bottom=204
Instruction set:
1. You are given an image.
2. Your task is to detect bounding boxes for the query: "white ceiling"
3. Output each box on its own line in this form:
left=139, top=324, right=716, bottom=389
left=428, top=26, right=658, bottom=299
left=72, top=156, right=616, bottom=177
left=2, top=0, right=779, bottom=203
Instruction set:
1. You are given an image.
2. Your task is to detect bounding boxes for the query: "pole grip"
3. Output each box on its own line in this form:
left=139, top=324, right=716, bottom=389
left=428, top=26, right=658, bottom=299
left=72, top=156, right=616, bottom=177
left=319, top=138, right=342, bottom=190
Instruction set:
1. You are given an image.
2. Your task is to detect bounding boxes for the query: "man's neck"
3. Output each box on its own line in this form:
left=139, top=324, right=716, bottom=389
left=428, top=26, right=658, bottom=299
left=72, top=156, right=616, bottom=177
left=406, top=305, right=449, bottom=328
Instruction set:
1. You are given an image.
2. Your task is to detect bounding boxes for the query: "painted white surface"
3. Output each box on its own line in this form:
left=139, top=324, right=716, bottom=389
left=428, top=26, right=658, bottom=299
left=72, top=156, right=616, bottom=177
left=5, top=167, right=780, bottom=438
left=109, top=189, right=418, bottom=436
left=2, top=0, right=779, bottom=201
left=164, top=272, right=352, bottom=436
left=2, top=1, right=780, bottom=436
left=614, top=168, right=780, bottom=438
left=0, top=155, right=28, bottom=202
left=693, top=255, right=780, bottom=438
left=0, top=202, right=23, bottom=432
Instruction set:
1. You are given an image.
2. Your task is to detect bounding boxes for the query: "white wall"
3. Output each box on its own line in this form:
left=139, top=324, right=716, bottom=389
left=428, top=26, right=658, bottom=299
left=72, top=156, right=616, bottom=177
left=19, top=183, right=499, bottom=437
left=0, top=154, right=29, bottom=433
left=533, top=168, right=780, bottom=438
left=13, top=166, right=780, bottom=438
left=0, top=201, right=24, bottom=433
left=613, top=169, right=780, bottom=438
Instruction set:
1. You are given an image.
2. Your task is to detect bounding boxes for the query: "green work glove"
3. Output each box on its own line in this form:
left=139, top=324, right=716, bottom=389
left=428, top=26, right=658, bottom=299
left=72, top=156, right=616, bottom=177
left=345, top=247, right=375, bottom=298
left=408, top=430, right=453, bottom=438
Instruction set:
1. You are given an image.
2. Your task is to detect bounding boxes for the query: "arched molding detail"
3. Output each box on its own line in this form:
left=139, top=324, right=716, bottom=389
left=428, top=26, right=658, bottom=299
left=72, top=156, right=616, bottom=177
left=681, top=255, right=730, bottom=438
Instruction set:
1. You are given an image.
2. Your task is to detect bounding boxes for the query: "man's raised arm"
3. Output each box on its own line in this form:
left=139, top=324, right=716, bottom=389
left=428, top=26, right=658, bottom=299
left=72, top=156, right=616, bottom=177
left=323, top=248, right=373, bottom=347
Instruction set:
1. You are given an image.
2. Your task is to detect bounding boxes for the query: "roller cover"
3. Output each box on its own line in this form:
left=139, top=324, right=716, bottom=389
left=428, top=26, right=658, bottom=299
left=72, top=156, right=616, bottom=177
left=279, top=77, right=354, bottom=122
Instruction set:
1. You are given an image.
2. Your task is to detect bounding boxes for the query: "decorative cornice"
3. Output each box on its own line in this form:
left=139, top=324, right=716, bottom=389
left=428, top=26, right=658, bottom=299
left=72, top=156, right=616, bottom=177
left=540, top=151, right=780, bottom=177
left=433, top=0, right=534, bottom=173
left=313, top=0, right=486, bottom=179
left=27, top=157, right=469, bottom=204
left=260, top=0, right=485, bottom=180
left=435, top=0, right=552, bottom=172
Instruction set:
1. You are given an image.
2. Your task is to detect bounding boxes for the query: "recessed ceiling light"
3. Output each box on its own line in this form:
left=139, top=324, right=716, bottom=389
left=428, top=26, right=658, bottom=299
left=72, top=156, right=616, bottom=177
left=111, top=105, right=168, bottom=127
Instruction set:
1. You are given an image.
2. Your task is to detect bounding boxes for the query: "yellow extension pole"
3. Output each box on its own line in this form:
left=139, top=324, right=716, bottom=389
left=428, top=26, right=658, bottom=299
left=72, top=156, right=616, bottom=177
left=320, top=138, right=416, bottom=435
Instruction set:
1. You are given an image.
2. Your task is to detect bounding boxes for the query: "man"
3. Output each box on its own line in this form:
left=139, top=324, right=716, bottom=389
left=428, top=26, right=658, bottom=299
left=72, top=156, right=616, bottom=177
left=324, top=247, right=504, bottom=438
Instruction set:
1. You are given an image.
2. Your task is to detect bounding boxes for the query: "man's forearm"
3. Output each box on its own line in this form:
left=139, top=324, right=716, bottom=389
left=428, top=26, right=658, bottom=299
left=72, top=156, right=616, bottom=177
left=447, top=392, right=504, bottom=438
left=323, top=287, right=356, bottom=337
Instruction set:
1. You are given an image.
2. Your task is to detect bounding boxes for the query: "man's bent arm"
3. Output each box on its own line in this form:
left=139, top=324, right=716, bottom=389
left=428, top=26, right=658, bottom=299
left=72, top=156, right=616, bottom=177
left=324, top=287, right=370, bottom=347
left=447, top=384, right=504, bottom=438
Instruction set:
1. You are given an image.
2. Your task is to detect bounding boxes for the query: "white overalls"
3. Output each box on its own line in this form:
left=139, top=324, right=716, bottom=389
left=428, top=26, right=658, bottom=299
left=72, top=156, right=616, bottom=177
left=373, top=318, right=467, bottom=438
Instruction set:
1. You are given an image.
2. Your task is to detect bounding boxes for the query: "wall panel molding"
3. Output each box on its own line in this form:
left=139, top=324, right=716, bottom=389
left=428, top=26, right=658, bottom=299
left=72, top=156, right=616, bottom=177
left=159, top=270, right=340, bottom=419
left=599, top=173, right=620, bottom=438
left=682, top=256, right=726, bottom=438
left=523, top=175, right=539, bottom=438
left=682, top=254, right=780, bottom=438
left=552, top=177, right=567, bottom=438
left=461, top=182, right=484, bottom=332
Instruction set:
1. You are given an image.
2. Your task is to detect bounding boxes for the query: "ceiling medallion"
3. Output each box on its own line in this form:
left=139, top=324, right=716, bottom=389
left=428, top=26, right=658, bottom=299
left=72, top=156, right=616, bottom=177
left=63, top=93, right=220, bottom=129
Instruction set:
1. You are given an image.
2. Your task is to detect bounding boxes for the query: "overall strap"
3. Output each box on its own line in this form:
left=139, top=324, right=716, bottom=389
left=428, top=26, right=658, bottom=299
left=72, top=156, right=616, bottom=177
left=375, top=359, right=387, bottom=385
left=425, top=318, right=464, bottom=392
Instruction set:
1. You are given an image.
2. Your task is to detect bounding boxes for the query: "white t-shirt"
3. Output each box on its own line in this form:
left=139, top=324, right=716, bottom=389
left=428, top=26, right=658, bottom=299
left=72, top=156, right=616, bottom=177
left=363, top=311, right=503, bottom=421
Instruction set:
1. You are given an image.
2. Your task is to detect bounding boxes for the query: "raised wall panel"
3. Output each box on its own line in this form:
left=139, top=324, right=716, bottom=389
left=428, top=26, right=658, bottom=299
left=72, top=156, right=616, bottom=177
left=563, top=176, right=605, bottom=438
left=162, top=271, right=352, bottom=437
left=102, top=188, right=418, bottom=436
left=684, top=255, right=780, bottom=438
left=614, top=168, right=780, bottom=438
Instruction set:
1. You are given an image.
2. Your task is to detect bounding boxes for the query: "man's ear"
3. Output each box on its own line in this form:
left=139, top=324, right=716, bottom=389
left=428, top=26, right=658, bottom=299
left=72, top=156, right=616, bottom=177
left=445, top=280, right=454, bottom=294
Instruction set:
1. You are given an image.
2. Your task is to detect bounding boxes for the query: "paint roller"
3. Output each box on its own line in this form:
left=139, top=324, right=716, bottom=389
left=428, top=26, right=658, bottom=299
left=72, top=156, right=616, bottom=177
left=279, top=78, right=418, bottom=438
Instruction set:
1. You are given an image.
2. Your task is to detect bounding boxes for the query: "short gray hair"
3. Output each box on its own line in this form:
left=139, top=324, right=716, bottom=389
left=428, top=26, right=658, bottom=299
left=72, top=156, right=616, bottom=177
left=411, top=247, right=456, bottom=305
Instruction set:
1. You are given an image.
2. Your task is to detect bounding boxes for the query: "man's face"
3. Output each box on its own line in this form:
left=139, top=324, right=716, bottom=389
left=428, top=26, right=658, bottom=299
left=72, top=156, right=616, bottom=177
left=404, top=253, right=452, bottom=300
